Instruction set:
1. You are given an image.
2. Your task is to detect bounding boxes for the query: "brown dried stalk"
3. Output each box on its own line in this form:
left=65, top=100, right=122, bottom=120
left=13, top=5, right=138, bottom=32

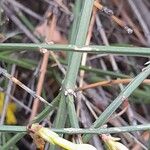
left=29, top=14, right=57, bottom=120
left=0, top=67, right=51, bottom=106
left=76, top=78, right=150, bottom=91
left=94, top=1, right=133, bottom=34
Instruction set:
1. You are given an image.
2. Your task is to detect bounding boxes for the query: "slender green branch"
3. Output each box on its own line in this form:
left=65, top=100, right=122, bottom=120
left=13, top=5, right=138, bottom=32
left=0, top=124, right=149, bottom=134
left=0, top=126, right=26, bottom=132
left=67, top=0, right=82, bottom=62
left=1, top=94, right=60, bottom=150
left=0, top=54, right=35, bottom=70
left=82, top=64, right=150, bottom=142
left=53, top=124, right=150, bottom=134
left=0, top=43, right=150, bottom=56
left=62, top=0, right=94, bottom=129
left=49, top=2, right=87, bottom=150
left=0, top=67, right=51, bottom=106
left=0, top=53, right=129, bottom=78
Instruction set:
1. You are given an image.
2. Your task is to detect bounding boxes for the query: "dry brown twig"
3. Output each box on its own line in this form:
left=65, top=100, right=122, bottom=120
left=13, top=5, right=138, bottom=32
left=94, top=1, right=133, bottom=34
left=0, top=67, right=51, bottom=106
left=76, top=78, right=150, bottom=91
left=112, top=0, right=147, bottom=45
left=29, top=14, right=57, bottom=121
left=77, top=5, right=97, bottom=115
left=131, top=131, right=150, bottom=150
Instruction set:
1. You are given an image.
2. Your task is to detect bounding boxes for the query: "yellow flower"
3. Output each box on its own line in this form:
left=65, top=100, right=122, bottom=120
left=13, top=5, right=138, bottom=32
left=102, top=134, right=129, bottom=150
left=29, top=124, right=97, bottom=150
left=0, top=92, right=17, bottom=124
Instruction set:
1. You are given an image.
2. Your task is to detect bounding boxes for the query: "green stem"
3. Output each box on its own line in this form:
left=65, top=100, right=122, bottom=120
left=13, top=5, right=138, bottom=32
left=0, top=43, right=150, bottom=56
left=52, top=124, right=150, bottom=134
left=0, top=126, right=26, bottom=132
left=62, top=0, right=94, bottom=129
left=82, top=64, right=150, bottom=142
left=1, top=94, right=60, bottom=150
left=67, top=0, right=82, bottom=63
left=50, top=93, right=68, bottom=150
left=0, top=53, right=129, bottom=78
left=0, top=124, right=150, bottom=134
left=17, top=11, right=34, bottom=32
left=50, top=1, right=95, bottom=149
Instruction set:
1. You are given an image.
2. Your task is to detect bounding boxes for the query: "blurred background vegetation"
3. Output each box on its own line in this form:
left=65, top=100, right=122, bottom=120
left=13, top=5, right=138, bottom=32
left=0, top=0, right=150, bottom=149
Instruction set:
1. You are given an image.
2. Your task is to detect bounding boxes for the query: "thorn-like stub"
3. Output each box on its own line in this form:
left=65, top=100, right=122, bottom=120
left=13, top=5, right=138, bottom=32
left=46, top=41, right=54, bottom=45
left=64, top=89, right=76, bottom=97
left=101, top=7, right=114, bottom=15
left=0, top=67, right=6, bottom=75
left=142, top=61, right=150, bottom=71
left=40, top=48, right=48, bottom=53
left=124, top=26, right=133, bottom=34
left=144, top=61, right=150, bottom=66
left=27, top=123, right=42, bottom=133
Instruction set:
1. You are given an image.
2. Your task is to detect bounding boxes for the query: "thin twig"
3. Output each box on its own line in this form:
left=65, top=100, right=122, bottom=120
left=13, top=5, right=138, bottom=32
left=2, top=4, right=39, bottom=43
left=77, top=6, right=97, bottom=116
left=29, top=15, right=57, bottom=120
left=0, top=67, right=51, bottom=106
left=6, top=0, right=43, bottom=21
left=94, top=1, right=133, bottom=34
left=113, top=0, right=147, bottom=45
left=0, top=88, right=31, bottom=112
left=0, top=124, right=150, bottom=135
left=127, top=0, right=150, bottom=44
left=76, top=78, right=150, bottom=91
left=0, top=65, right=16, bottom=125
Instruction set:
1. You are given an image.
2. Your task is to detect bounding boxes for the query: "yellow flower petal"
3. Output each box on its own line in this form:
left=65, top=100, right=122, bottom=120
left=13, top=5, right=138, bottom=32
left=0, top=92, right=17, bottom=124
left=29, top=124, right=97, bottom=150
left=6, top=109, right=17, bottom=124
left=0, top=92, right=5, bottom=108
left=102, top=134, right=129, bottom=150
left=114, top=142, right=129, bottom=150
left=8, top=102, right=16, bottom=112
